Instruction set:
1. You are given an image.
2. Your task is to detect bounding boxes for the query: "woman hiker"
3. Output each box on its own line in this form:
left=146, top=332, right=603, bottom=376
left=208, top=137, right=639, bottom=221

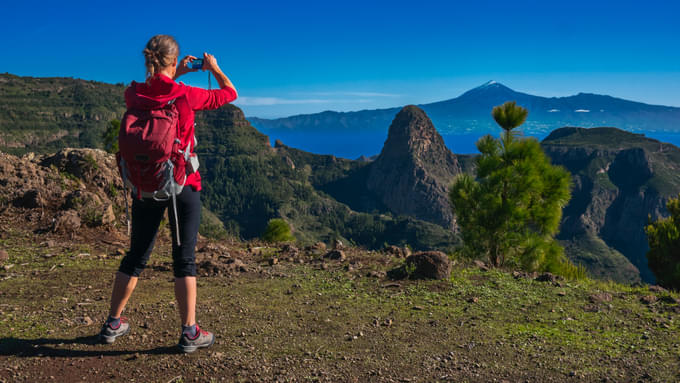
left=99, top=34, right=237, bottom=353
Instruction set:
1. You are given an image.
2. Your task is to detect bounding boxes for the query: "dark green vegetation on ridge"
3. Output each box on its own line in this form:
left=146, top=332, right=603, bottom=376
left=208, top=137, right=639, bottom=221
left=0, top=74, right=125, bottom=155
left=2, top=74, right=680, bottom=284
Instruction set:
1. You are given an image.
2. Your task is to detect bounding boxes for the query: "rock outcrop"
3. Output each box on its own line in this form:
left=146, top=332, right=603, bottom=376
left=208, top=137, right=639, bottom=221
left=542, top=127, right=680, bottom=283
left=388, top=251, right=452, bottom=280
left=366, top=105, right=462, bottom=229
left=0, top=148, right=126, bottom=236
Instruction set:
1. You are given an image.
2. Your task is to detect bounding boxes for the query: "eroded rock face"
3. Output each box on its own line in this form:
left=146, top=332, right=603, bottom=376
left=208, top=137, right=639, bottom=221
left=542, top=127, right=680, bottom=283
left=367, top=106, right=462, bottom=229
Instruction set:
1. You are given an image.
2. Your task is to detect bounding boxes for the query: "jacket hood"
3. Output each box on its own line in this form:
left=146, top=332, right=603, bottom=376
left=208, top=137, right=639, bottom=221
left=125, top=74, right=187, bottom=109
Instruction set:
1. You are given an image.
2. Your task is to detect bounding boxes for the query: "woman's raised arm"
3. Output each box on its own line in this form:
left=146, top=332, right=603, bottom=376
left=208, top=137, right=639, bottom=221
left=202, top=52, right=237, bottom=94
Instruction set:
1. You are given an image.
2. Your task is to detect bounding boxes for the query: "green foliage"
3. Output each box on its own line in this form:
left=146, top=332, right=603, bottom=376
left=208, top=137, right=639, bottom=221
left=102, top=119, right=120, bottom=153
left=491, top=101, right=528, bottom=132
left=0, top=74, right=126, bottom=155
left=450, top=102, right=582, bottom=278
left=107, top=183, right=119, bottom=198
left=262, top=218, right=295, bottom=243
left=82, top=208, right=103, bottom=227
left=645, top=195, right=680, bottom=290
left=199, top=207, right=230, bottom=240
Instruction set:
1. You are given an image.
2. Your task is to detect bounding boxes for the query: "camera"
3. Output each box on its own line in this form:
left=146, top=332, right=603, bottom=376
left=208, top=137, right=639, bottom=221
left=189, top=58, right=204, bottom=70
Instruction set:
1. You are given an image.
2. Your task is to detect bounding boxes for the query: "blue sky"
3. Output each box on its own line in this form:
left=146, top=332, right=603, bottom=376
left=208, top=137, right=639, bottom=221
left=3, top=0, right=678, bottom=118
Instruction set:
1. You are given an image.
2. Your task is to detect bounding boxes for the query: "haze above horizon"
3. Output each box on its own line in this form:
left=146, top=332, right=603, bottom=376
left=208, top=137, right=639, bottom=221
left=4, top=0, right=678, bottom=118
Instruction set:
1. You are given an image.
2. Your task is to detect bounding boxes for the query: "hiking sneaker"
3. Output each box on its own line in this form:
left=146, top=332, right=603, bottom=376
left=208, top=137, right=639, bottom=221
left=99, top=316, right=130, bottom=344
left=178, top=325, right=215, bottom=353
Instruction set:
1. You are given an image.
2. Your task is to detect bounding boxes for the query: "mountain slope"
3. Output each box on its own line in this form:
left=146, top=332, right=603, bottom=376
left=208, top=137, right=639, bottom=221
left=194, top=104, right=460, bottom=251
left=0, top=74, right=126, bottom=154
left=542, top=127, right=680, bottom=283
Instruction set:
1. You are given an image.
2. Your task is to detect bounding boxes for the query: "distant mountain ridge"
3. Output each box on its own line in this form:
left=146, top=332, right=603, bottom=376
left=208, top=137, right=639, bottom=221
left=249, top=81, right=680, bottom=158
left=251, top=81, right=680, bottom=135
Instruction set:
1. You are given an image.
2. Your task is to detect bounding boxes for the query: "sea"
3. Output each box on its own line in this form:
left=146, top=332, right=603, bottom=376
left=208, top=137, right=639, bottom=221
left=259, top=129, right=680, bottom=160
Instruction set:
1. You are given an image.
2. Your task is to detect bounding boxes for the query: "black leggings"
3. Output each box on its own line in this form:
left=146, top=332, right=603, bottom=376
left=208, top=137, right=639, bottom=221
left=119, top=187, right=201, bottom=278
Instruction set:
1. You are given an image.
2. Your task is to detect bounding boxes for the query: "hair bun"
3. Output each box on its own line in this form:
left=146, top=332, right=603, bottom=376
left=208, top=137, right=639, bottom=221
left=143, top=35, right=179, bottom=79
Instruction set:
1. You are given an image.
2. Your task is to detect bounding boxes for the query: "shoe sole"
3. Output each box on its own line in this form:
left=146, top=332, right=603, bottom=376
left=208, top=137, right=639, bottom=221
left=99, top=325, right=130, bottom=344
left=178, top=334, right=215, bottom=353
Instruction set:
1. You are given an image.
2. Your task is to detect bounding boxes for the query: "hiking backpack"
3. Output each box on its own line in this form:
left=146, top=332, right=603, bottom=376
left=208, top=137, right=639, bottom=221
left=116, top=99, right=194, bottom=245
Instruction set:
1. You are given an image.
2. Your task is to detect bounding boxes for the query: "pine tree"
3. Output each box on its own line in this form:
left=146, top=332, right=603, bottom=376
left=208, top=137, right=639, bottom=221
left=449, top=102, right=582, bottom=277
left=645, top=195, right=680, bottom=290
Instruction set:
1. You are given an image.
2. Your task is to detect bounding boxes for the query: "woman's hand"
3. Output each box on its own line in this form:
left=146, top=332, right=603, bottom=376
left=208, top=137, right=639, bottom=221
left=202, top=53, right=220, bottom=73
left=174, top=55, right=198, bottom=79
left=197, top=52, right=236, bottom=93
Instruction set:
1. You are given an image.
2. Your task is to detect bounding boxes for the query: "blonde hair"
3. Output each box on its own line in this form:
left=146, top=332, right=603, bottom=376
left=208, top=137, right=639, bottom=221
left=143, top=34, right=179, bottom=79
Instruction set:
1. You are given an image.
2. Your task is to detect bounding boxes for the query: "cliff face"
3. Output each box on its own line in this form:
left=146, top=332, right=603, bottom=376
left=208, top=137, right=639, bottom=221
left=542, top=127, right=680, bottom=283
left=366, top=105, right=462, bottom=229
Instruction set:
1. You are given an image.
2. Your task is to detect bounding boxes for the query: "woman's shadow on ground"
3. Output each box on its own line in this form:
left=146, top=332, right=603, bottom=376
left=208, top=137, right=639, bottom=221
left=0, top=335, right=182, bottom=358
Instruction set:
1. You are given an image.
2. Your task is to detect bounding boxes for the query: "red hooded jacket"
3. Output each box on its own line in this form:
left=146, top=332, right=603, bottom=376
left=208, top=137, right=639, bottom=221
left=124, top=74, right=237, bottom=191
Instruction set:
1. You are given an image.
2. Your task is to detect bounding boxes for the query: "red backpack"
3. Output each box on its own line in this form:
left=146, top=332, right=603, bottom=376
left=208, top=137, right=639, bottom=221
left=116, top=99, right=191, bottom=244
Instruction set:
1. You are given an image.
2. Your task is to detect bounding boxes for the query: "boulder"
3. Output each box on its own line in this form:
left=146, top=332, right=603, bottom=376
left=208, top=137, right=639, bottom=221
left=389, top=251, right=451, bottom=280
left=324, top=249, right=346, bottom=261
left=53, top=210, right=81, bottom=235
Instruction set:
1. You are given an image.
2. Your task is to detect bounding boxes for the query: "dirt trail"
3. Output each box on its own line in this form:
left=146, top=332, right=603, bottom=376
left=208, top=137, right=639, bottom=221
left=1, top=224, right=679, bottom=382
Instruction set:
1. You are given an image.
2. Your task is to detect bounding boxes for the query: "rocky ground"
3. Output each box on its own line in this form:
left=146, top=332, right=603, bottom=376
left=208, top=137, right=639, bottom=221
left=1, top=149, right=680, bottom=382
